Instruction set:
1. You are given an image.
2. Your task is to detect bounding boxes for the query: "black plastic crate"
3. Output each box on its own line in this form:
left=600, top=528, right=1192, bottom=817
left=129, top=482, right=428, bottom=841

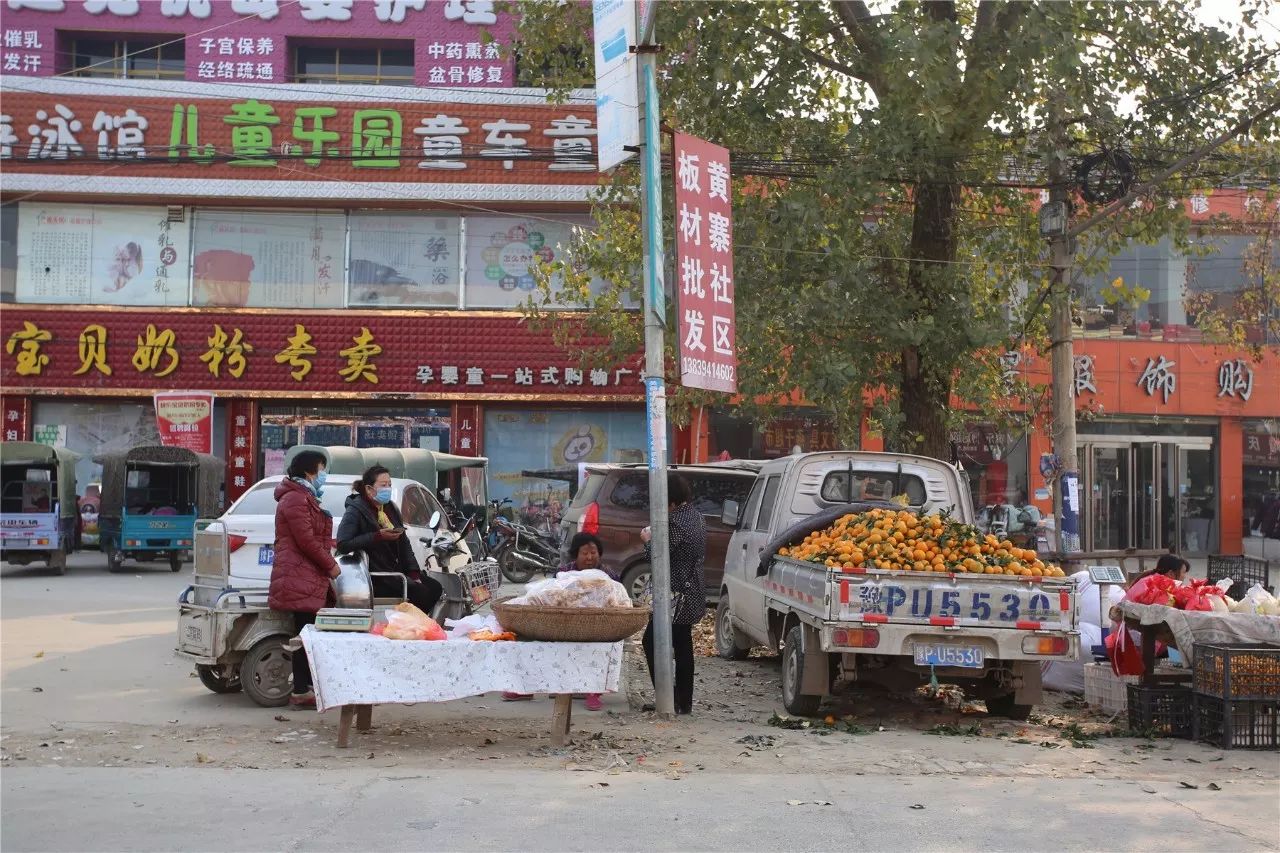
left=1194, top=643, right=1280, bottom=701
left=1193, top=694, right=1280, bottom=750
left=1206, top=555, right=1272, bottom=600
left=1127, top=683, right=1193, bottom=738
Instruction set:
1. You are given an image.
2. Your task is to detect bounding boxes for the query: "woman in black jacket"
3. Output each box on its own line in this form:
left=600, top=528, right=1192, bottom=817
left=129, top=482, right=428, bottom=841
left=336, top=465, right=443, bottom=615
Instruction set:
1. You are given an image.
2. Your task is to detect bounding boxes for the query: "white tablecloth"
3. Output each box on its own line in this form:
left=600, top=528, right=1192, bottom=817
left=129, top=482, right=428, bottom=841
left=1118, top=601, right=1280, bottom=665
left=299, top=627, right=624, bottom=712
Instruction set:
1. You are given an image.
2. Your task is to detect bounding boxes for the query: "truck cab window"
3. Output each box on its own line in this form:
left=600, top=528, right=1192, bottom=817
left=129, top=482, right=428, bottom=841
left=756, top=475, right=781, bottom=532
left=739, top=479, right=764, bottom=530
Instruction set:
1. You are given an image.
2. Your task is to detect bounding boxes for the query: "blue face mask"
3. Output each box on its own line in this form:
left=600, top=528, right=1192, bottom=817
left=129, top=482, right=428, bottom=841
left=374, top=487, right=393, bottom=505
left=310, top=471, right=327, bottom=496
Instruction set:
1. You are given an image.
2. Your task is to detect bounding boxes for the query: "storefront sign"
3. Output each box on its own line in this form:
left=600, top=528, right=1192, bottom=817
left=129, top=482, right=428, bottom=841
left=1, top=396, right=32, bottom=442
left=1137, top=355, right=1177, bottom=403
left=1217, top=358, right=1254, bottom=402
left=452, top=404, right=481, bottom=455
left=1071, top=355, right=1098, bottom=398
left=0, top=0, right=515, bottom=87
left=32, top=423, right=65, bottom=447
left=225, top=399, right=259, bottom=503
left=1244, top=429, right=1280, bottom=467
left=1, top=91, right=597, bottom=183
left=673, top=132, right=737, bottom=393
left=762, top=418, right=837, bottom=457
left=1, top=308, right=644, bottom=399
left=16, top=204, right=189, bottom=306
left=154, top=391, right=215, bottom=454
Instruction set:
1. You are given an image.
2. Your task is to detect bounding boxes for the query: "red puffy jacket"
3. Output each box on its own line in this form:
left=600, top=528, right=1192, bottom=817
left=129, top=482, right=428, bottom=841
left=268, top=478, right=338, bottom=613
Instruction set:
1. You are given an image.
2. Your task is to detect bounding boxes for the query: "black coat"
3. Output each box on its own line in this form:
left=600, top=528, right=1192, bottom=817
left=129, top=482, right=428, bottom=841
left=336, top=493, right=421, bottom=578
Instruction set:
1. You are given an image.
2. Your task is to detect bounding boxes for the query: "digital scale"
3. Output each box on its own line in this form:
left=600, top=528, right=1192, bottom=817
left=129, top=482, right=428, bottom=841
left=1087, top=565, right=1127, bottom=657
left=315, top=608, right=374, bottom=632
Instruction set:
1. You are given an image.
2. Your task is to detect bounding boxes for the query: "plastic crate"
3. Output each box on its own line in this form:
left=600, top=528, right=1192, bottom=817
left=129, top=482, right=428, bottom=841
left=1194, top=643, right=1280, bottom=700
left=1193, top=694, right=1280, bottom=750
left=1085, top=662, right=1138, bottom=714
left=1206, top=555, right=1272, bottom=600
left=1127, top=683, right=1193, bottom=738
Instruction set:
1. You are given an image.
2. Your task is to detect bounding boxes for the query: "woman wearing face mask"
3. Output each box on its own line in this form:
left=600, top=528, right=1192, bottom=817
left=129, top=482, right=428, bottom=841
left=337, top=465, right=443, bottom=617
left=269, top=450, right=341, bottom=708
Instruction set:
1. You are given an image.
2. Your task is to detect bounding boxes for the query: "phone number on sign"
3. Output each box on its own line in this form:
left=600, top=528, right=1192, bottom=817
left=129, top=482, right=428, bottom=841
left=680, top=357, right=735, bottom=383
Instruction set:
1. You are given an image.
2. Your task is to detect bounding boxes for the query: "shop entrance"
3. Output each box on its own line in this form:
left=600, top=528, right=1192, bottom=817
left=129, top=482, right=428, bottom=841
left=1080, top=435, right=1216, bottom=555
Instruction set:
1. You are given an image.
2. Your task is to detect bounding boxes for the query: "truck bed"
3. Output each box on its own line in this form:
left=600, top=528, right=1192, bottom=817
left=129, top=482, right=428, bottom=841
left=768, top=555, right=1076, bottom=632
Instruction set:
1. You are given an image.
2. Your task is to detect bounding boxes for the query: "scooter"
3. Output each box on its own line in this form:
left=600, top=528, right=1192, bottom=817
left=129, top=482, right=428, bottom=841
left=491, top=516, right=560, bottom=584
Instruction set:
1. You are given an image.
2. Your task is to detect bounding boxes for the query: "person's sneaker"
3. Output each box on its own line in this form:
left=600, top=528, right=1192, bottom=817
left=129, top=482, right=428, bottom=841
left=584, top=693, right=603, bottom=711
left=288, top=690, right=316, bottom=708
left=501, top=692, right=533, bottom=701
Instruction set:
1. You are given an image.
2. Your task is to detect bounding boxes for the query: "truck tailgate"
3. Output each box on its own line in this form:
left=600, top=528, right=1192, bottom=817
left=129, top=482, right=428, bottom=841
left=771, top=556, right=1076, bottom=631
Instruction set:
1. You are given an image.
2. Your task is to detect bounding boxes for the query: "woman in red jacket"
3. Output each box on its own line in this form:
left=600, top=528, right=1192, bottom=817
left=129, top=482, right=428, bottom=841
left=268, top=450, right=341, bottom=708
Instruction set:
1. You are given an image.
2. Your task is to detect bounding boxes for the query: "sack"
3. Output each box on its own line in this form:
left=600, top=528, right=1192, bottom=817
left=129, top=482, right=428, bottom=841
left=382, top=602, right=446, bottom=641
left=508, top=569, right=631, bottom=608
left=1108, top=626, right=1145, bottom=677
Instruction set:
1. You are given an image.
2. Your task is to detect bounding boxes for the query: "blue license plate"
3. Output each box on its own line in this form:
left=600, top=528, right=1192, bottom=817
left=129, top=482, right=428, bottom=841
left=257, top=545, right=274, bottom=566
left=914, top=643, right=985, bottom=669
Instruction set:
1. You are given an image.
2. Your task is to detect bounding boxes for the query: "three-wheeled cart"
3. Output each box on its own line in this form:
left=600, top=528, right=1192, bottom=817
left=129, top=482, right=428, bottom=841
left=0, top=441, right=80, bottom=574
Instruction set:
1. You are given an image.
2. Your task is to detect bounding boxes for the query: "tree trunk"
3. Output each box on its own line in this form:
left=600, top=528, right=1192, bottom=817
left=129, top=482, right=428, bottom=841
left=900, top=174, right=960, bottom=460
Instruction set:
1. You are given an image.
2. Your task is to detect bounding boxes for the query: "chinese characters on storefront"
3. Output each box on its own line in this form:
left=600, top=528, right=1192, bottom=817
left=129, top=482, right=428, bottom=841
left=153, top=391, right=215, bottom=454
left=2, top=96, right=595, bottom=174
left=2, top=310, right=643, bottom=396
left=1, top=0, right=513, bottom=87
left=225, top=400, right=259, bottom=502
left=673, top=132, right=737, bottom=393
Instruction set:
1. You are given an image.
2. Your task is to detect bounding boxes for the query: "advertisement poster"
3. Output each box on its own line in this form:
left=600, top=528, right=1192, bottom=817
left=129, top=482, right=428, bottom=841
left=464, top=215, right=599, bottom=309
left=484, top=409, right=645, bottom=528
left=263, top=449, right=287, bottom=477
left=347, top=213, right=461, bottom=307
left=673, top=133, right=738, bottom=393
left=32, top=424, right=66, bottom=448
left=153, top=391, right=215, bottom=454
left=16, top=203, right=189, bottom=306
left=191, top=210, right=344, bottom=309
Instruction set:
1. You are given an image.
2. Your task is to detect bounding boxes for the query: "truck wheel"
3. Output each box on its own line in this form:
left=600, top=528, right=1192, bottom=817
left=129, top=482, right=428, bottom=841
left=169, top=553, right=184, bottom=573
left=196, top=665, right=242, bottom=694
left=622, top=562, right=652, bottom=605
left=239, top=636, right=293, bottom=708
left=985, top=693, right=1033, bottom=721
left=715, top=597, right=750, bottom=661
left=781, top=624, right=822, bottom=717
left=106, top=546, right=125, bottom=573
left=496, top=544, right=534, bottom=584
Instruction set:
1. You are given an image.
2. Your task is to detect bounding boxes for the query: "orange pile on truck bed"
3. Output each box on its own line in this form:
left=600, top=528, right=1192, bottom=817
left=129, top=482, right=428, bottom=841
left=777, top=508, right=1066, bottom=578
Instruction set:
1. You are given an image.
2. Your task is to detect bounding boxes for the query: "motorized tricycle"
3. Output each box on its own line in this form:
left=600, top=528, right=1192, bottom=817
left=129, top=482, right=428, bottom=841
left=0, top=441, right=80, bottom=575
left=96, top=446, right=223, bottom=573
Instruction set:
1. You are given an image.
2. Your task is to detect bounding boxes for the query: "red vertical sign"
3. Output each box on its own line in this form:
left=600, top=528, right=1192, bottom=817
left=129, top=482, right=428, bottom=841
left=225, top=399, right=259, bottom=505
left=451, top=404, right=482, bottom=456
left=674, top=132, right=737, bottom=393
left=1, top=395, right=32, bottom=442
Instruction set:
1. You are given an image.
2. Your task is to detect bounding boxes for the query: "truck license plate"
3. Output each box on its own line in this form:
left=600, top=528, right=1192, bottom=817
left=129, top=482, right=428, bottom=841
left=184, top=625, right=203, bottom=644
left=6, top=539, right=29, bottom=547
left=914, top=643, right=985, bottom=669
left=257, top=545, right=274, bottom=566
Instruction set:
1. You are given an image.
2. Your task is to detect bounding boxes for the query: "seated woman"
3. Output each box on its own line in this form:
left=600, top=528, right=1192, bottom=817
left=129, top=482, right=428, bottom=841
left=503, top=532, right=609, bottom=711
left=336, top=466, right=443, bottom=617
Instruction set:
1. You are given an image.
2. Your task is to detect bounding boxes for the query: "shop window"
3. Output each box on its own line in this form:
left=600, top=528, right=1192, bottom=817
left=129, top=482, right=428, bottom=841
left=70, top=37, right=185, bottom=79
left=1244, top=420, right=1280, bottom=541
left=294, top=43, right=414, bottom=85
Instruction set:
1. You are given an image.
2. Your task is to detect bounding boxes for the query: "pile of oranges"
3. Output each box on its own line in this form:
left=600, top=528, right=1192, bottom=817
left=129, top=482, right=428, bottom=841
left=777, top=508, right=1066, bottom=577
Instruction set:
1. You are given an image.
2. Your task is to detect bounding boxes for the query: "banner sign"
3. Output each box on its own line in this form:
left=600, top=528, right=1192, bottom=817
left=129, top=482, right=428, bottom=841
left=592, top=0, right=639, bottom=171
left=673, top=132, right=737, bottom=393
left=154, top=391, right=215, bottom=454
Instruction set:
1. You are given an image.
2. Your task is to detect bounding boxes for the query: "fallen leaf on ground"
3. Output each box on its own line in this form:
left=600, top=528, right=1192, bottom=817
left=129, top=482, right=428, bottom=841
left=909, top=804, right=925, bottom=810
left=787, top=800, right=832, bottom=807
left=34, top=651, right=44, bottom=659
left=1178, top=782, right=1198, bottom=789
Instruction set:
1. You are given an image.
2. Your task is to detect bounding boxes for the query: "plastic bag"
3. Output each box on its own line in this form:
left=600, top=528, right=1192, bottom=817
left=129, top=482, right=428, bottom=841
left=1241, top=583, right=1280, bottom=616
left=383, top=602, right=447, bottom=641
left=1126, top=573, right=1176, bottom=607
left=507, top=569, right=632, bottom=608
left=443, top=613, right=502, bottom=640
left=1108, top=626, right=1145, bottom=677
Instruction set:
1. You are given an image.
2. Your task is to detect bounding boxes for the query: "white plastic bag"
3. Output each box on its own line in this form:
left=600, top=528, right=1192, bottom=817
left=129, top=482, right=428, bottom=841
left=507, top=569, right=632, bottom=608
left=443, top=613, right=502, bottom=639
left=1241, top=583, right=1280, bottom=617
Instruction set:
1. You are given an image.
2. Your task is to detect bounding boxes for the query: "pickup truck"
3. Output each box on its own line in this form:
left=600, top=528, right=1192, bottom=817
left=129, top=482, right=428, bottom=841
left=714, top=451, right=1078, bottom=720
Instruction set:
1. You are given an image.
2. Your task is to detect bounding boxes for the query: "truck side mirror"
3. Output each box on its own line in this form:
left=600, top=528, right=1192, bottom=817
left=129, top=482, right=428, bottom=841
left=721, top=500, right=740, bottom=527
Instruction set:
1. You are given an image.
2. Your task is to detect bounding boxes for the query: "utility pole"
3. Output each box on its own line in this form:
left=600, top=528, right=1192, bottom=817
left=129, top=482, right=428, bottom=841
left=635, top=2, right=675, bottom=717
left=1045, top=99, right=1081, bottom=554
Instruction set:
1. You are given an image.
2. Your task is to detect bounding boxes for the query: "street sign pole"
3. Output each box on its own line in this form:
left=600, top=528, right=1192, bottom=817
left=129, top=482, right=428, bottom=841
left=635, top=6, right=674, bottom=718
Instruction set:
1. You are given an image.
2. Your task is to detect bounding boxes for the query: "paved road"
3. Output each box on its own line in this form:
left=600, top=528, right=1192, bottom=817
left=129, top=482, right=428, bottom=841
left=4, top=552, right=1279, bottom=853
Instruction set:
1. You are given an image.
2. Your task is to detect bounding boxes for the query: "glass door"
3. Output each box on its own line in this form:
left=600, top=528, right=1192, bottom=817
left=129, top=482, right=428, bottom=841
left=1177, top=445, right=1217, bottom=554
left=1134, top=442, right=1161, bottom=550
left=1089, top=445, right=1131, bottom=551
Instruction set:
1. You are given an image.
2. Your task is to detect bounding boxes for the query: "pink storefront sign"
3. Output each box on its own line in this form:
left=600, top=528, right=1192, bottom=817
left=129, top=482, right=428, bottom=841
left=0, top=0, right=515, bottom=87
left=673, top=131, right=737, bottom=394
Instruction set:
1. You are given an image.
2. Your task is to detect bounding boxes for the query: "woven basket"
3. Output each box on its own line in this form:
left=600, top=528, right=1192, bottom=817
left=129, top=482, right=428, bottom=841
left=492, top=597, right=651, bottom=642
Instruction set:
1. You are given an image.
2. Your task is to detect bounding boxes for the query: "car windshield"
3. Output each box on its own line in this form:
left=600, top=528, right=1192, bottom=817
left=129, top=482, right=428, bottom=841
left=229, top=481, right=350, bottom=517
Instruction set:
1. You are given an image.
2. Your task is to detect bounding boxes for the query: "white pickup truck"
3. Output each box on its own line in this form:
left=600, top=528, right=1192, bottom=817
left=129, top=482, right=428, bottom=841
left=714, top=451, right=1078, bottom=719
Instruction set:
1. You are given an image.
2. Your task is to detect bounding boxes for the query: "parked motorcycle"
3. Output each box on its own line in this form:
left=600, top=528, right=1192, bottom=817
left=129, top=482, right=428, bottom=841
left=419, top=512, right=502, bottom=621
left=490, top=515, right=560, bottom=584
